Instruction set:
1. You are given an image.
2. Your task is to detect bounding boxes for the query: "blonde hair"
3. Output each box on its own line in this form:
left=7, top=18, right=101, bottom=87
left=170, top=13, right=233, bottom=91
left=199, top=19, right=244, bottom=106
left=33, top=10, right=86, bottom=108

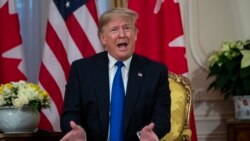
left=98, top=8, right=138, bottom=36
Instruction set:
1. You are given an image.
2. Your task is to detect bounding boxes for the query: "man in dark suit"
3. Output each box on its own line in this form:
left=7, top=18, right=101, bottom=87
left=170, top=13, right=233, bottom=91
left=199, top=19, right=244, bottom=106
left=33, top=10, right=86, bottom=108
left=60, top=8, right=171, bottom=141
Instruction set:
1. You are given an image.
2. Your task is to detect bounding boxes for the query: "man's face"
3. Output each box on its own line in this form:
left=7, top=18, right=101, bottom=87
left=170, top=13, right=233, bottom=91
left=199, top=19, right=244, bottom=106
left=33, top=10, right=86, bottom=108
left=100, top=17, right=137, bottom=61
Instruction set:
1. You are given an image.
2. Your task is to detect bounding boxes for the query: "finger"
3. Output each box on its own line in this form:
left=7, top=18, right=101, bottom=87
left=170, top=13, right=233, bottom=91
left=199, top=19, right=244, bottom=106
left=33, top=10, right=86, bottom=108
left=70, top=121, right=77, bottom=129
left=142, top=122, right=155, bottom=132
left=70, top=120, right=82, bottom=131
left=148, top=122, right=155, bottom=130
left=60, top=131, right=72, bottom=141
left=70, top=120, right=85, bottom=133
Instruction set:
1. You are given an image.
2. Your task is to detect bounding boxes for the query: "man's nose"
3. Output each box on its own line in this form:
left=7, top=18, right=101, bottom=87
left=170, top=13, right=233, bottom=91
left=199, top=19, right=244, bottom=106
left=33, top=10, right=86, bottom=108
left=118, top=28, right=126, bottom=37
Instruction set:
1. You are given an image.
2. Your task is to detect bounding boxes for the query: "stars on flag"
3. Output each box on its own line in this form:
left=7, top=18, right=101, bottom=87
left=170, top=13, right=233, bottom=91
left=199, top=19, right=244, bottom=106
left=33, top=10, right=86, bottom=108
left=65, top=1, right=70, bottom=8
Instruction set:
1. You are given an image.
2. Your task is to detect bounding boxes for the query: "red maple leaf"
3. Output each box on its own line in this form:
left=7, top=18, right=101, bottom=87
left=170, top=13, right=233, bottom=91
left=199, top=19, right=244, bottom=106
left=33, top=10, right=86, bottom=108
left=0, top=2, right=26, bottom=83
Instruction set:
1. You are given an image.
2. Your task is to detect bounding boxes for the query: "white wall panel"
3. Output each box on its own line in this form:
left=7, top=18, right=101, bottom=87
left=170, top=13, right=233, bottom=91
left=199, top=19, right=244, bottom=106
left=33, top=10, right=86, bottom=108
left=180, top=0, right=250, bottom=140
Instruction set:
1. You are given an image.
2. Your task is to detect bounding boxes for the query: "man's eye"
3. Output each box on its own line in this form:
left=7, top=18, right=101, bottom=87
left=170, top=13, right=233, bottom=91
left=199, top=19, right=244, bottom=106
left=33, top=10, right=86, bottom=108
left=110, top=28, right=118, bottom=33
left=124, top=26, right=131, bottom=31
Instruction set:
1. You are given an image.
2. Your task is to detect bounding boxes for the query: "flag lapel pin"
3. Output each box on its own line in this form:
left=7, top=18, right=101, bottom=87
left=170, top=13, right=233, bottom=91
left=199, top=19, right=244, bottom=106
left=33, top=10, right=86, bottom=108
left=138, top=72, right=143, bottom=77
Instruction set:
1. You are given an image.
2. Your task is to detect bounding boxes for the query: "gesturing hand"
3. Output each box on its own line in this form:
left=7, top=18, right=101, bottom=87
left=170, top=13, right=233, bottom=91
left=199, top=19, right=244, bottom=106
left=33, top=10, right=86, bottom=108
left=139, top=122, right=159, bottom=141
left=60, top=121, right=86, bottom=141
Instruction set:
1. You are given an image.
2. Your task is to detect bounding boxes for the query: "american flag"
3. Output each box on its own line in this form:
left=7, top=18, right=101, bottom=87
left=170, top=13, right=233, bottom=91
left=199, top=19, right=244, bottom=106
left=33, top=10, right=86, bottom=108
left=0, top=0, right=27, bottom=84
left=38, top=0, right=103, bottom=131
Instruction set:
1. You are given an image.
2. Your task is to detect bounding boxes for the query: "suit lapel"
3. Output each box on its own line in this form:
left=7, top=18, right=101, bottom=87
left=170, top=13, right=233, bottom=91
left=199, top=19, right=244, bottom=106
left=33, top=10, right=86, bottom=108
left=94, top=52, right=110, bottom=135
left=124, top=54, right=145, bottom=133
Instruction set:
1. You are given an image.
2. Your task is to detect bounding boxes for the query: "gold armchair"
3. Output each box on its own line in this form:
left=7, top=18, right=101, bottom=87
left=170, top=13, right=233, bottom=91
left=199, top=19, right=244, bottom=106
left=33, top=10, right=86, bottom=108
left=161, top=72, right=192, bottom=141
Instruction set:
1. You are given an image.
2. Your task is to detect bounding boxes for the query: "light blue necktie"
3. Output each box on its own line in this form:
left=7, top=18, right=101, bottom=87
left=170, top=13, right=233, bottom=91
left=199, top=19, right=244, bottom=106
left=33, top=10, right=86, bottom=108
left=110, top=61, right=125, bottom=141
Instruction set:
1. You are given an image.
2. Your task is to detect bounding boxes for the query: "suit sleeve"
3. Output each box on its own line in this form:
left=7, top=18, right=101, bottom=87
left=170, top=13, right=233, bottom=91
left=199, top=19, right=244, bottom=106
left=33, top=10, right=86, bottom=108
left=60, top=61, right=84, bottom=132
left=151, top=66, right=171, bottom=138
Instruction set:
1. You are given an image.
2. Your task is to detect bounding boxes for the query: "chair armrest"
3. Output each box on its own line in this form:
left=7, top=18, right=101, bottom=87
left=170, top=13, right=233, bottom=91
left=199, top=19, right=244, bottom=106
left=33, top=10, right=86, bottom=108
left=181, top=128, right=192, bottom=141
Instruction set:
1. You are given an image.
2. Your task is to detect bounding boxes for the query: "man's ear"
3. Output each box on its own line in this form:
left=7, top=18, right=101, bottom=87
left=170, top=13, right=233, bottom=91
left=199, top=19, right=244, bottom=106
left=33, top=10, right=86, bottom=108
left=99, top=34, right=106, bottom=45
left=135, top=28, right=138, bottom=41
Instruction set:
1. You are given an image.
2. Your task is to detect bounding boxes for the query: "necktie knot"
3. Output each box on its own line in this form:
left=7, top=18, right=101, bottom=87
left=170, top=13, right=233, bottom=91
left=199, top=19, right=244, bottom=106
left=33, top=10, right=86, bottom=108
left=116, top=61, right=124, bottom=69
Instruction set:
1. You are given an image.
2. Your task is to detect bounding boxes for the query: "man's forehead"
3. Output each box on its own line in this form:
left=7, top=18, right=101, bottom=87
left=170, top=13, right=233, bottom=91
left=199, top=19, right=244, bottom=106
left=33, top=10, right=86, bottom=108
left=107, top=18, right=132, bottom=27
left=108, top=22, right=131, bottom=27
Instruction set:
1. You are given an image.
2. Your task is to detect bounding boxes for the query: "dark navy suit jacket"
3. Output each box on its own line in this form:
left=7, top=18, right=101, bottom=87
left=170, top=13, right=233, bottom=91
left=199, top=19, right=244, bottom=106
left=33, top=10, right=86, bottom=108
left=60, top=51, right=171, bottom=141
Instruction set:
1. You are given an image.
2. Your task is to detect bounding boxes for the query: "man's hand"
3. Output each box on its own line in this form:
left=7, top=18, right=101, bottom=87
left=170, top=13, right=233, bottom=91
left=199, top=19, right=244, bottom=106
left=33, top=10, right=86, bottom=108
left=60, top=121, right=86, bottom=141
left=139, top=122, right=159, bottom=141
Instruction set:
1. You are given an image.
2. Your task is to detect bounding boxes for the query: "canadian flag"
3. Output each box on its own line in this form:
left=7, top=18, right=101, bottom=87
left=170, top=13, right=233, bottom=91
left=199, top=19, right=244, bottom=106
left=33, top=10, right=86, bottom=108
left=0, top=0, right=27, bottom=84
left=128, top=0, right=198, bottom=140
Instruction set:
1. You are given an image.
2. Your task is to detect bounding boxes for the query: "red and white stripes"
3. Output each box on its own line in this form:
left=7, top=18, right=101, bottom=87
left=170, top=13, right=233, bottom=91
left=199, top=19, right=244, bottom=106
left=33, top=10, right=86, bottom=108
left=38, top=0, right=103, bottom=131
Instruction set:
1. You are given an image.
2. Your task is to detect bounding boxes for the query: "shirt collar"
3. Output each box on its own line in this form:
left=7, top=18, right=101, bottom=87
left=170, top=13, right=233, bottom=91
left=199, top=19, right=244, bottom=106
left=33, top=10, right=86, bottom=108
left=108, top=53, right=132, bottom=69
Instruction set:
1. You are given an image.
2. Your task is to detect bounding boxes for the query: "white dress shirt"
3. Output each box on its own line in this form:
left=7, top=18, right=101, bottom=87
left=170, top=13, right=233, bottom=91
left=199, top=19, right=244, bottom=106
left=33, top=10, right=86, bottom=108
left=107, top=53, right=132, bottom=140
left=108, top=54, right=132, bottom=100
